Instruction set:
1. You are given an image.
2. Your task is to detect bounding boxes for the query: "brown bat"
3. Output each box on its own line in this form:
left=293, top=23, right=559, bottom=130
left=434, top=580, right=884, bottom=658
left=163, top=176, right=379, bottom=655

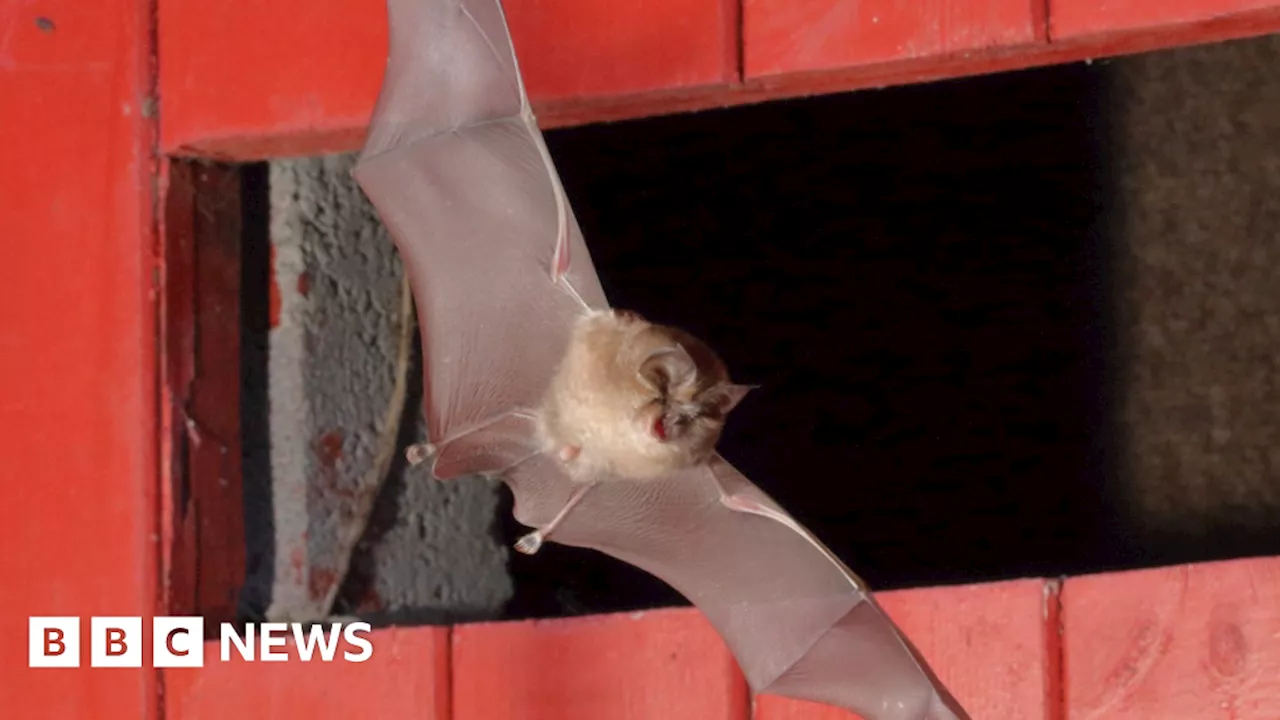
left=353, top=0, right=971, bottom=717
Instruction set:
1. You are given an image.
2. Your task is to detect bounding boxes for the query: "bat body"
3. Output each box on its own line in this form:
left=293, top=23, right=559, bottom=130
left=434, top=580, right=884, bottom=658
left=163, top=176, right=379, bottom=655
left=537, top=308, right=750, bottom=481
left=353, top=0, right=972, bottom=718
left=518, top=307, right=751, bottom=553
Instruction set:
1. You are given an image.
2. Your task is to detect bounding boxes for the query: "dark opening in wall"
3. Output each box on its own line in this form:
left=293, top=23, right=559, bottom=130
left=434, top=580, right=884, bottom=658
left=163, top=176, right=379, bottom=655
left=499, top=35, right=1280, bottom=618
left=164, top=159, right=270, bottom=631
left=228, top=34, right=1280, bottom=624
left=240, top=162, right=274, bottom=620
left=500, top=62, right=1122, bottom=617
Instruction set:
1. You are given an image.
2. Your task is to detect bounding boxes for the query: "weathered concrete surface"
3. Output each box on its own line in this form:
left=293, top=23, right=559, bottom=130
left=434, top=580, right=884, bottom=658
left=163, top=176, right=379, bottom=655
left=1108, top=35, right=1280, bottom=559
left=252, top=154, right=511, bottom=622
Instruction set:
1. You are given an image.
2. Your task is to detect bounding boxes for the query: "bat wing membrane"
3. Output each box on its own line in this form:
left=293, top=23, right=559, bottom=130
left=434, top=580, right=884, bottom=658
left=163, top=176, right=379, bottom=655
left=355, top=1, right=969, bottom=717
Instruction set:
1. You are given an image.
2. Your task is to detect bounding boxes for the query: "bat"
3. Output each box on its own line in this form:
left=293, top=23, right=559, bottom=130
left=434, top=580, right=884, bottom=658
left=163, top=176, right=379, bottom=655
left=352, top=0, right=972, bottom=717
left=519, top=307, right=753, bottom=554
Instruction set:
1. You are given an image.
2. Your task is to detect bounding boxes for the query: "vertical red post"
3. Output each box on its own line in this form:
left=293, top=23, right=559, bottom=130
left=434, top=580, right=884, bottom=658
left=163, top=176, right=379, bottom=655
left=0, top=0, right=160, bottom=717
left=163, top=161, right=247, bottom=625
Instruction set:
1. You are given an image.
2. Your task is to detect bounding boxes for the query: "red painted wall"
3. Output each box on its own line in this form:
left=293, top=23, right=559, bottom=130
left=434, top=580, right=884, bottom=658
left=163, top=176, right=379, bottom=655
left=0, top=0, right=160, bottom=717
left=4, top=0, right=1280, bottom=717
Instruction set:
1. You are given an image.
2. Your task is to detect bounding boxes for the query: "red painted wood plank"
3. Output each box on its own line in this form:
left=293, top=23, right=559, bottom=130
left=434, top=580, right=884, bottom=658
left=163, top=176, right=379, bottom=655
left=743, top=0, right=1048, bottom=79
left=452, top=608, right=749, bottom=719
left=158, top=0, right=738, bottom=158
left=162, top=162, right=247, bottom=624
left=164, top=626, right=450, bottom=718
left=1051, top=0, right=1280, bottom=42
left=514, top=18, right=1279, bottom=129
left=505, top=0, right=739, bottom=102
left=755, top=579, right=1057, bottom=720
left=1063, top=557, right=1280, bottom=719
left=0, top=0, right=159, bottom=717
left=153, top=0, right=1280, bottom=159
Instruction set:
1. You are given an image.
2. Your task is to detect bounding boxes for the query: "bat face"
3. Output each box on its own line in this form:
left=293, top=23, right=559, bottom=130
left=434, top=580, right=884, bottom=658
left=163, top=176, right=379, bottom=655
left=539, top=309, right=750, bottom=480
left=634, top=327, right=748, bottom=453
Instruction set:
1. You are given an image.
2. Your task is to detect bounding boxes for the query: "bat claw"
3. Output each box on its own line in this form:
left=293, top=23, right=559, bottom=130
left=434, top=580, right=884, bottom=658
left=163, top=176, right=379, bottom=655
left=514, top=531, right=544, bottom=555
left=721, top=493, right=766, bottom=515
left=405, top=442, right=435, bottom=466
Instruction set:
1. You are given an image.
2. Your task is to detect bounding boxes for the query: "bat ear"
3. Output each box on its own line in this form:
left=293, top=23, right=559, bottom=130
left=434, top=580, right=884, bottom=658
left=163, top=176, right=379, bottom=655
left=639, top=344, right=697, bottom=394
left=714, top=383, right=755, bottom=414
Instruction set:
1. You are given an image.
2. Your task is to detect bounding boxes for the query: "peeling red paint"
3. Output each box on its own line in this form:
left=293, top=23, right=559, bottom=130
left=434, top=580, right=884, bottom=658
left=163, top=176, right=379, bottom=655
left=296, top=271, right=310, bottom=297
left=309, top=567, right=338, bottom=602
left=314, top=430, right=344, bottom=469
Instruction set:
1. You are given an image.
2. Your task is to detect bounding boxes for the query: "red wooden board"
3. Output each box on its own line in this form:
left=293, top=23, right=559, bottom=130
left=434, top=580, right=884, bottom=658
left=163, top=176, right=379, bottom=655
left=504, top=0, right=738, bottom=102
left=452, top=608, right=749, bottom=719
left=1063, top=557, right=1280, bottom=719
left=0, top=0, right=159, bottom=717
left=743, top=0, right=1048, bottom=78
left=158, top=0, right=738, bottom=158
left=163, top=626, right=450, bottom=718
left=154, top=0, right=1280, bottom=159
left=162, top=162, right=247, bottom=624
left=755, top=579, right=1058, bottom=719
left=1051, top=0, right=1280, bottom=41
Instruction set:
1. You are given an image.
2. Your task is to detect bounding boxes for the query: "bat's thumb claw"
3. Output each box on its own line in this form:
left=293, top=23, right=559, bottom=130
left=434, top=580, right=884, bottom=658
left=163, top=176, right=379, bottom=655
left=405, top=442, right=436, bottom=466
left=514, top=531, right=544, bottom=555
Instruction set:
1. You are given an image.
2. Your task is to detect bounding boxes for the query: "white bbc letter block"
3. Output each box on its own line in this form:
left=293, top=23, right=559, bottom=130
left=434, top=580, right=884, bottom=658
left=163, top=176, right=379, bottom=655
left=91, top=616, right=143, bottom=668
left=154, top=616, right=205, bottom=668
left=29, top=617, right=80, bottom=668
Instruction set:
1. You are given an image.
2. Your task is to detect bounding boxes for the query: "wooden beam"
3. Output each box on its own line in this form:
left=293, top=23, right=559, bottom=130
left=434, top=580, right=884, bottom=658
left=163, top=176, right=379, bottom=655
left=157, top=0, right=739, bottom=158
left=162, top=160, right=247, bottom=626
left=742, top=0, right=1048, bottom=78
left=0, top=0, right=159, bottom=716
left=452, top=608, right=750, bottom=719
left=1063, top=557, right=1280, bottom=719
left=755, top=580, right=1059, bottom=719
left=1051, top=0, right=1280, bottom=42
left=156, top=0, right=1280, bottom=161
left=163, top=626, right=451, bottom=718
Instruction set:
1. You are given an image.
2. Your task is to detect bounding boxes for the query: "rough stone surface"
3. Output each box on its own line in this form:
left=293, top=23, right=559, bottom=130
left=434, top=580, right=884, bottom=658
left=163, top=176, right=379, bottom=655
left=1108, top=35, right=1280, bottom=559
left=257, top=154, right=511, bottom=623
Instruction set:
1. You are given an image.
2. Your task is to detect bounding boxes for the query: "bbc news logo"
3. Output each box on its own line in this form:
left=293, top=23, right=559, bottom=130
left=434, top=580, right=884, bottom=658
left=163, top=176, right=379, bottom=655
left=29, top=617, right=373, bottom=668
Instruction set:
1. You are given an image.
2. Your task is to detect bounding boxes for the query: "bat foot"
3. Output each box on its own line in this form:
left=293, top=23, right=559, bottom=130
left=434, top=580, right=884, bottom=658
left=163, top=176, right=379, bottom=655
left=405, top=442, right=435, bottom=466
left=514, top=531, right=544, bottom=555
left=558, top=445, right=581, bottom=463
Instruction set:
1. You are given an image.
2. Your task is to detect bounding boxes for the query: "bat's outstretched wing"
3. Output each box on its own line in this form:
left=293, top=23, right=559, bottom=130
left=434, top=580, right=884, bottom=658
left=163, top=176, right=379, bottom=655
left=354, top=0, right=608, bottom=476
left=353, top=1, right=970, bottom=718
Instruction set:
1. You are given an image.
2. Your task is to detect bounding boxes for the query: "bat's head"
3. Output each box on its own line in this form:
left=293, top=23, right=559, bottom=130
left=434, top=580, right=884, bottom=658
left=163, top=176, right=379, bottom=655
left=634, top=329, right=751, bottom=464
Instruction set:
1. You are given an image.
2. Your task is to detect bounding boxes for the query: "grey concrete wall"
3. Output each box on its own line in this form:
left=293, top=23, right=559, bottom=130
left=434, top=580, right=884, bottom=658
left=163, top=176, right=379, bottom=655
left=254, top=154, right=511, bottom=623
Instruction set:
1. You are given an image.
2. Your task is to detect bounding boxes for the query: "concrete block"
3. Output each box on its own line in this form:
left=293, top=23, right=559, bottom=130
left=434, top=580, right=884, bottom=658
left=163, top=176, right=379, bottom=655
left=247, top=153, right=511, bottom=622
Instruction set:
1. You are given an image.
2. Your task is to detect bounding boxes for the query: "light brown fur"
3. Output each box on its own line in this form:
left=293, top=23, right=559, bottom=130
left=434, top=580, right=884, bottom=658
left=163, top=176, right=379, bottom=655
left=537, top=309, right=750, bottom=481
